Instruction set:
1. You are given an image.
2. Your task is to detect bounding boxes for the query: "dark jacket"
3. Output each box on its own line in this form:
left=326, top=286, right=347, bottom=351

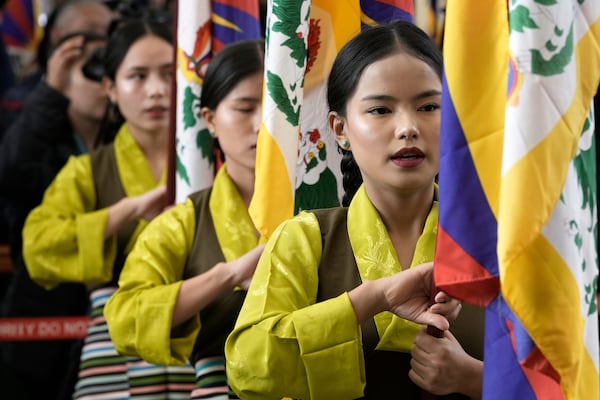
left=0, top=80, right=88, bottom=400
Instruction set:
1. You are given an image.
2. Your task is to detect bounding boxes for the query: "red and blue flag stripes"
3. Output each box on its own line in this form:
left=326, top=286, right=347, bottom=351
left=435, top=76, right=500, bottom=307
left=1, top=0, right=35, bottom=49
left=436, top=76, right=557, bottom=398
left=211, top=0, right=262, bottom=52
left=433, top=1, right=599, bottom=398
left=435, top=66, right=543, bottom=400
left=360, top=0, right=414, bottom=28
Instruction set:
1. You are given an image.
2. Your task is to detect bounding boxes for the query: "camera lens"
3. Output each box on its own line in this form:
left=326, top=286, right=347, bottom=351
left=82, top=47, right=105, bottom=82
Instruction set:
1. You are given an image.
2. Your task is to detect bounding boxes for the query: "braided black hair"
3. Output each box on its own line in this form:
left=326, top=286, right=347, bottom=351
left=340, top=149, right=361, bottom=207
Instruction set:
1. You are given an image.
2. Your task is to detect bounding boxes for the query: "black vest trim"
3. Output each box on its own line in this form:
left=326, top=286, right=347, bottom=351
left=89, top=144, right=137, bottom=286
left=185, top=189, right=246, bottom=362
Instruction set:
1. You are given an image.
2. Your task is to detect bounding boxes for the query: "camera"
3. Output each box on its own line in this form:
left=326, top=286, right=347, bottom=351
left=82, top=46, right=106, bottom=83
left=79, top=1, right=172, bottom=82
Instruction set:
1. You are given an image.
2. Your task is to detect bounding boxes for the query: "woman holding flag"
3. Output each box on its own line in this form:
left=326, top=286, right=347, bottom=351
left=104, top=39, right=266, bottom=399
left=225, top=20, right=483, bottom=399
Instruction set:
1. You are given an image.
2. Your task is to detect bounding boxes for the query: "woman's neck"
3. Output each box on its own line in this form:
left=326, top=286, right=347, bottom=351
left=129, top=125, right=168, bottom=182
left=367, top=183, right=435, bottom=268
left=226, top=163, right=255, bottom=208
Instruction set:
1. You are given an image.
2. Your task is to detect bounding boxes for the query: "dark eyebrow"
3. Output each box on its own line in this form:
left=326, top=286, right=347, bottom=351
left=232, top=97, right=261, bottom=103
left=125, top=67, right=148, bottom=73
left=360, top=89, right=442, bottom=102
left=414, top=89, right=442, bottom=99
left=127, top=63, right=172, bottom=71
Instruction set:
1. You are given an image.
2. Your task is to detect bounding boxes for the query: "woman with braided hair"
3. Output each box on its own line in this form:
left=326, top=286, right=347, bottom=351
left=226, top=20, right=483, bottom=400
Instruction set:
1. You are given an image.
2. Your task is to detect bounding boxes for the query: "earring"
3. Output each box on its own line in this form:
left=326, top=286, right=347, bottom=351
left=208, top=129, right=214, bottom=137
left=341, top=139, right=349, bottom=149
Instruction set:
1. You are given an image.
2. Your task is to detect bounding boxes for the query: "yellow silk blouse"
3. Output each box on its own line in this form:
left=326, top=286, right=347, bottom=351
left=104, top=166, right=258, bottom=365
left=226, top=185, right=438, bottom=400
left=23, top=124, right=164, bottom=289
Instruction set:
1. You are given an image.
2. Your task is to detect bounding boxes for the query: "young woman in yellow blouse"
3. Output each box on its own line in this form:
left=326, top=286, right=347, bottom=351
left=225, top=21, right=483, bottom=400
left=22, top=18, right=195, bottom=398
left=104, top=40, right=266, bottom=399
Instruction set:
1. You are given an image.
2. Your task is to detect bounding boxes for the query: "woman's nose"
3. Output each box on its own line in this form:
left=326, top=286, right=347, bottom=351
left=395, top=112, right=419, bottom=140
left=147, top=74, right=167, bottom=97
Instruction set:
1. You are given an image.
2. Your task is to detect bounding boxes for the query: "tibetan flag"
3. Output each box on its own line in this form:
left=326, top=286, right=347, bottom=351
left=1, top=0, right=42, bottom=84
left=249, top=0, right=311, bottom=239
left=211, top=0, right=262, bottom=52
left=295, top=0, right=360, bottom=214
left=172, top=0, right=261, bottom=203
left=499, top=0, right=600, bottom=399
left=435, top=0, right=600, bottom=399
left=1, top=0, right=41, bottom=50
left=360, top=0, right=413, bottom=27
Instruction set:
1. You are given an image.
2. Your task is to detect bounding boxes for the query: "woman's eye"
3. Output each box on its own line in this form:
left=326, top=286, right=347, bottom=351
left=129, top=73, right=145, bottom=80
left=367, top=107, right=389, bottom=115
left=420, top=103, right=441, bottom=112
left=235, top=108, right=254, bottom=113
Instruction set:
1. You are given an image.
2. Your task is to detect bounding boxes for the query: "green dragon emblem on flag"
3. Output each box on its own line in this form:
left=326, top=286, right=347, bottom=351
left=177, top=86, right=214, bottom=186
left=564, top=110, right=598, bottom=317
left=263, top=2, right=343, bottom=212
left=295, top=128, right=340, bottom=213
left=266, top=0, right=310, bottom=126
left=294, top=16, right=342, bottom=212
left=508, top=0, right=587, bottom=76
left=509, top=0, right=597, bottom=317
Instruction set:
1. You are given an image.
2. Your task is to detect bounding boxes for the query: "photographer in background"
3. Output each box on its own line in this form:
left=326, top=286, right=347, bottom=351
left=0, top=1, right=112, bottom=398
left=0, top=0, right=114, bottom=136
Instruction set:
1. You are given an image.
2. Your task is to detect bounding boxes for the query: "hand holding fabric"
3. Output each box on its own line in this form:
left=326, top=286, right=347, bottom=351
left=382, top=262, right=450, bottom=331
left=429, top=291, right=462, bottom=323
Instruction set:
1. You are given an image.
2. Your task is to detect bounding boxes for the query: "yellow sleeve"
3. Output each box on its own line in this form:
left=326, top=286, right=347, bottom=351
left=226, top=212, right=366, bottom=400
left=105, top=198, right=198, bottom=366
left=22, top=155, right=116, bottom=289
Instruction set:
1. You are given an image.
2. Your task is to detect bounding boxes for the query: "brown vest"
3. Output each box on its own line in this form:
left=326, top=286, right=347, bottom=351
left=313, top=208, right=483, bottom=400
left=184, top=188, right=246, bottom=363
left=90, top=144, right=138, bottom=286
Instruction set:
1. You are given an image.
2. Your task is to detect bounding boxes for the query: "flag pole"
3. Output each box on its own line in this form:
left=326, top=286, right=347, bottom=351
left=419, top=279, right=443, bottom=400
left=166, top=0, right=179, bottom=206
